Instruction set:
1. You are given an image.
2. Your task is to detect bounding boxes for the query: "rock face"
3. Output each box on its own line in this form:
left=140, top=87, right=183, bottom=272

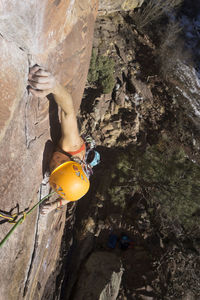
left=80, top=14, right=159, bottom=148
left=98, top=0, right=144, bottom=15
left=70, top=251, right=123, bottom=300
left=0, top=1, right=97, bottom=300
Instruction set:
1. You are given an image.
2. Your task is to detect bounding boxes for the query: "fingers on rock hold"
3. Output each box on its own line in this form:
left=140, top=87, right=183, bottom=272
left=29, top=88, right=52, bottom=98
left=28, top=80, right=51, bottom=90
left=29, top=65, right=42, bottom=74
left=35, top=69, right=51, bottom=77
left=29, top=75, right=50, bottom=84
left=29, top=65, right=50, bottom=77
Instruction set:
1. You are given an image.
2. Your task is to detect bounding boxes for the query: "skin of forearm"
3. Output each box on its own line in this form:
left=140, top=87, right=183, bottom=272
left=60, top=111, right=81, bottom=148
left=53, top=83, right=82, bottom=150
left=53, top=83, right=75, bottom=116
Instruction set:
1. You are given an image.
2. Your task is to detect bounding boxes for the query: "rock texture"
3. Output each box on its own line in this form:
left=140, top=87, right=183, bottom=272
left=79, top=14, right=162, bottom=148
left=62, top=10, right=200, bottom=300
left=0, top=1, right=97, bottom=300
left=98, top=0, right=144, bottom=15
left=62, top=12, right=200, bottom=300
left=71, top=251, right=123, bottom=300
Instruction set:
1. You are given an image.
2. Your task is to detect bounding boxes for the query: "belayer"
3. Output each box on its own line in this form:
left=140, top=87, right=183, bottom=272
left=28, top=65, right=100, bottom=214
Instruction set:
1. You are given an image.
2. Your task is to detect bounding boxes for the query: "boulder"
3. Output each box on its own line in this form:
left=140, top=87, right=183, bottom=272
left=0, top=1, right=97, bottom=299
left=70, top=251, right=123, bottom=300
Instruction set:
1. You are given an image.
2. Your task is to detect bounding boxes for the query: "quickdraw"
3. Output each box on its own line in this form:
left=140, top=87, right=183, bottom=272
left=0, top=205, right=29, bottom=224
left=0, top=191, right=55, bottom=248
left=78, top=135, right=100, bottom=178
left=0, top=211, right=18, bottom=223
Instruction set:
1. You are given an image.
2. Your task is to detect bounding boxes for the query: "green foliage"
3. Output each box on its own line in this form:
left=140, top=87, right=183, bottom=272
left=108, top=141, right=200, bottom=230
left=87, top=49, right=99, bottom=83
left=88, top=49, right=115, bottom=94
left=109, top=186, right=127, bottom=209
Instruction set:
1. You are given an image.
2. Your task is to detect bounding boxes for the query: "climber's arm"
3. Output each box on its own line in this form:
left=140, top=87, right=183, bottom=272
left=28, top=65, right=83, bottom=152
left=41, top=198, right=70, bottom=215
left=51, top=83, right=83, bottom=153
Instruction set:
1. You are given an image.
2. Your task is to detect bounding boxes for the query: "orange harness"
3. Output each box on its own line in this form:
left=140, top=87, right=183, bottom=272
left=67, top=143, right=86, bottom=156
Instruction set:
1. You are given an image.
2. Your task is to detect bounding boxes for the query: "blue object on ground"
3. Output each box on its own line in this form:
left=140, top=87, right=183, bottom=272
left=108, top=233, right=118, bottom=249
left=120, top=234, right=131, bottom=250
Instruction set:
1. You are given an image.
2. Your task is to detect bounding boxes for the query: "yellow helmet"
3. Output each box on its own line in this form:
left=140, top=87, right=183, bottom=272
left=49, top=161, right=90, bottom=201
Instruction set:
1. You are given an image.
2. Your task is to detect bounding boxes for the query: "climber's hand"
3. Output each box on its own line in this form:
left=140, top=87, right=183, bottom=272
left=41, top=202, right=57, bottom=215
left=28, top=65, right=58, bottom=98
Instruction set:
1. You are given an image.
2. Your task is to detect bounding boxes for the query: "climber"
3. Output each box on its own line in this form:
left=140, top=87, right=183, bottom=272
left=28, top=65, right=100, bottom=214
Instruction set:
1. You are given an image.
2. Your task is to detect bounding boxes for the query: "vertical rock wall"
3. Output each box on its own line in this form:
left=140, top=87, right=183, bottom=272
left=0, top=1, right=98, bottom=299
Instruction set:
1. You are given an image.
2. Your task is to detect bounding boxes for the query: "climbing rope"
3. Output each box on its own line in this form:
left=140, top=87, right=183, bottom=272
left=0, top=191, right=55, bottom=248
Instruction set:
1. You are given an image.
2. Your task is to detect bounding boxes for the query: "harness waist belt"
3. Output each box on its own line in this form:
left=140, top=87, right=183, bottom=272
left=67, top=143, right=86, bottom=156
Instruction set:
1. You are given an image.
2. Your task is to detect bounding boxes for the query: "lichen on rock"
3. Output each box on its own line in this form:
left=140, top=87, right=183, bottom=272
left=98, top=0, right=144, bottom=15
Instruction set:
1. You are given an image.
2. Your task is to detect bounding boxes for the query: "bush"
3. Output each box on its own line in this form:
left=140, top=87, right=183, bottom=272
left=158, top=21, right=182, bottom=78
left=108, top=141, right=200, bottom=230
left=158, top=21, right=192, bottom=79
left=133, top=0, right=183, bottom=29
left=87, top=49, right=115, bottom=94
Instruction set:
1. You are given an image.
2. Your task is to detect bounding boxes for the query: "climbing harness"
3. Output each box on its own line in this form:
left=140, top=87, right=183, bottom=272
left=0, top=191, right=55, bottom=249
left=55, top=135, right=100, bottom=179
left=89, top=151, right=100, bottom=167
left=82, top=135, right=101, bottom=177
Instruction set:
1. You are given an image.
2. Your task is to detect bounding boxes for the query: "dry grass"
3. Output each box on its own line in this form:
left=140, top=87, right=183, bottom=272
left=158, top=21, right=193, bottom=79
left=134, top=0, right=183, bottom=29
left=158, top=21, right=182, bottom=78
